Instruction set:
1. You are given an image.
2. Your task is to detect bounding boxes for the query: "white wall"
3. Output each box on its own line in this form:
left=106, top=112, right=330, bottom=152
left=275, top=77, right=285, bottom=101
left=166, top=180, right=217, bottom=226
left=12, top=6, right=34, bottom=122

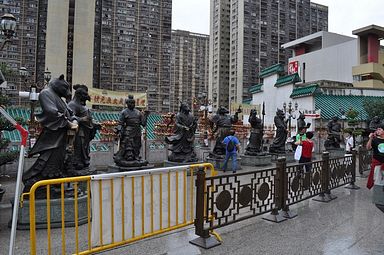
left=291, top=40, right=358, bottom=83
left=251, top=73, right=318, bottom=136
left=252, top=74, right=294, bottom=127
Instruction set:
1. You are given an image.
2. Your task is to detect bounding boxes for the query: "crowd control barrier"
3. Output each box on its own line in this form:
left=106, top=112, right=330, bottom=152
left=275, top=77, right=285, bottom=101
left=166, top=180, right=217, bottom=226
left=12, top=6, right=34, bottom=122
left=23, top=163, right=216, bottom=254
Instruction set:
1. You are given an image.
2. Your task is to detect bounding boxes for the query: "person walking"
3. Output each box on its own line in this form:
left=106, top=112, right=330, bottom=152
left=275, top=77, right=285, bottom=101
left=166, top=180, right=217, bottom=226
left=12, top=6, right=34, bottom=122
left=295, top=131, right=314, bottom=173
left=222, top=130, right=241, bottom=173
left=366, top=124, right=384, bottom=213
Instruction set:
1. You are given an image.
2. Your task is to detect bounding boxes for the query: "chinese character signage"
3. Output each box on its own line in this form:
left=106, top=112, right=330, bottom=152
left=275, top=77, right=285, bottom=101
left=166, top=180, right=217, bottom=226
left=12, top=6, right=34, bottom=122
left=87, top=88, right=147, bottom=108
left=288, top=61, right=299, bottom=75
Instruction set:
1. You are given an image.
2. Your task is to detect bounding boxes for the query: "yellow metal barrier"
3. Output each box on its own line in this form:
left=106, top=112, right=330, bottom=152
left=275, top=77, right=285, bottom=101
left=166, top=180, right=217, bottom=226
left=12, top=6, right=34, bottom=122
left=25, top=163, right=215, bottom=255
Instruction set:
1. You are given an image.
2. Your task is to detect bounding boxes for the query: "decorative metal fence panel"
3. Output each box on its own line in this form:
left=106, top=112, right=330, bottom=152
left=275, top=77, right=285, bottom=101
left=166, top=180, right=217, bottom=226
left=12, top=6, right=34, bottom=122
left=286, top=160, right=323, bottom=206
left=328, top=156, right=353, bottom=190
left=205, top=167, right=278, bottom=230
left=359, top=148, right=372, bottom=174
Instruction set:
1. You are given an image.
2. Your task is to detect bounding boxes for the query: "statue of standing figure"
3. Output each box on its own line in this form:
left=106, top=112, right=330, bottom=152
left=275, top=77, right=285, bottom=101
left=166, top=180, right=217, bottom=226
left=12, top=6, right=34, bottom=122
left=324, top=116, right=342, bottom=149
left=67, top=84, right=100, bottom=173
left=297, top=112, right=311, bottom=132
left=210, top=106, right=240, bottom=157
left=245, top=109, right=263, bottom=155
left=165, top=102, right=198, bottom=163
left=23, top=75, right=78, bottom=192
left=369, top=116, right=382, bottom=132
left=114, top=95, right=149, bottom=167
left=269, top=109, right=288, bottom=153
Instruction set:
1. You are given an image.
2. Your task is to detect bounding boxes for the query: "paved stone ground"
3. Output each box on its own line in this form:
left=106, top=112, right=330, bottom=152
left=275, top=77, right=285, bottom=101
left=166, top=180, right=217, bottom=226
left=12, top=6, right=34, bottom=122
left=1, top=161, right=381, bottom=255
left=97, top=177, right=383, bottom=255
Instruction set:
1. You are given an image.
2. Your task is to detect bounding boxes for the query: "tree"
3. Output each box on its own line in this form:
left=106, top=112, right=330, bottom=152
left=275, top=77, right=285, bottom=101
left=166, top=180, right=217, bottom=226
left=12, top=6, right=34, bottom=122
left=363, top=98, right=384, bottom=120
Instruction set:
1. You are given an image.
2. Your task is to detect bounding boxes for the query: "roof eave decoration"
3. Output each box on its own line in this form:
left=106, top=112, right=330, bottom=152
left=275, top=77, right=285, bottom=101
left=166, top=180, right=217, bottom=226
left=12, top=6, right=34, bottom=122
left=290, top=84, right=319, bottom=98
left=249, top=83, right=263, bottom=94
left=258, top=63, right=284, bottom=78
left=275, top=73, right=302, bottom=87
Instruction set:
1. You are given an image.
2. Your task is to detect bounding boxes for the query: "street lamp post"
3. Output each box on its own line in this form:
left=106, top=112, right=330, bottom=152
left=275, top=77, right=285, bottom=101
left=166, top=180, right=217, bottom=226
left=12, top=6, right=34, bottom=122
left=19, top=67, right=51, bottom=148
left=283, top=101, right=298, bottom=135
left=0, top=13, right=17, bottom=51
left=339, top=108, right=346, bottom=132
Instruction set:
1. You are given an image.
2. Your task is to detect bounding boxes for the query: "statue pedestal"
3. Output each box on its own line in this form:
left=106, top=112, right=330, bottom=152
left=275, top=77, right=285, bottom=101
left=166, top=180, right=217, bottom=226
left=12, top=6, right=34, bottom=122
left=196, top=146, right=211, bottom=161
left=269, top=152, right=295, bottom=163
left=206, top=156, right=242, bottom=171
left=327, top=148, right=346, bottom=158
left=10, top=194, right=88, bottom=230
left=106, top=164, right=155, bottom=173
left=241, top=154, right=272, bottom=166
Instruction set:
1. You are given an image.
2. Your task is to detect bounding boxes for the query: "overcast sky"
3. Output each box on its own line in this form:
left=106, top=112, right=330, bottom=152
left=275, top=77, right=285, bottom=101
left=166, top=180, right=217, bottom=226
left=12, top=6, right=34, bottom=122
left=172, top=0, right=384, bottom=39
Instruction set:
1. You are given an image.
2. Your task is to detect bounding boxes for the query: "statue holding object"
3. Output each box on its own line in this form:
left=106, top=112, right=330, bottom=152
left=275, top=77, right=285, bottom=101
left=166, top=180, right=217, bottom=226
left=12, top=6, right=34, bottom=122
left=245, top=109, right=263, bottom=155
left=324, top=116, right=342, bottom=149
left=165, top=102, right=198, bottom=163
left=369, top=116, right=382, bottom=132
left=67, top=84, right=100, bottom=173
left=297, top=111, right=311, bottom=132
left=114, top=95, right=149, bottom=167
left=22, top=75, right=78, bottom=192
left=269, top=109, right=288, bottom=154
left=210, top=106, right=241, bottom=158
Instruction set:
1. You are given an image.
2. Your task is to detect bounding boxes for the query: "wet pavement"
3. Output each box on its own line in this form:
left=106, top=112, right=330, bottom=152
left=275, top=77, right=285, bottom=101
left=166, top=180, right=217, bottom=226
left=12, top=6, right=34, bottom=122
left=0, top=166, right=383, bottom=254
left=95, top=176, right=384, bottom=255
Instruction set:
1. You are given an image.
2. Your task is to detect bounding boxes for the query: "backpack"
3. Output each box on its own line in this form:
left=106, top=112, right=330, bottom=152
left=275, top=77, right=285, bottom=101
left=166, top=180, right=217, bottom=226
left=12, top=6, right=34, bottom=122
left=226, top=137, right=235, bottom=152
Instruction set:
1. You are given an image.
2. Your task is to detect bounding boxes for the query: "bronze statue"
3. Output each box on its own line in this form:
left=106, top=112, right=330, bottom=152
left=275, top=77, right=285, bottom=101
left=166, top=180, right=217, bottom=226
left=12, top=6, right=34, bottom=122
left=369, top=116, right=382, bottom=132
left=297, top=111, right=311, bottom=131
left=324, top=116, right=342, bottom=149
left=210, top=106, right=240, bottom=157
left=67, top=84, right=100, bottom=172
left=269, top=109, right=288, bottom=153
left=114, top=95, right=149, bottom=167
left=245, top=109, right=263, bottom=155
left=165, top=102, right=198, bottom=163
left=23, top=75, right=78, bottom=192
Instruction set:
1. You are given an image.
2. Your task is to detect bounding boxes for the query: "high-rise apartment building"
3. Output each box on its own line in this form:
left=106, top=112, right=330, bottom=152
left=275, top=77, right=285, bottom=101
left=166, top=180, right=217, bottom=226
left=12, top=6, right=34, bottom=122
left=93, top=0, right=172, bottom=113
left=209, top=0, right=328, bottom=109
left=0, top=0, right=172, bottom=113
left=0, top=0, right=48, bottom=99
left=170, top=30, right=209, bottom=113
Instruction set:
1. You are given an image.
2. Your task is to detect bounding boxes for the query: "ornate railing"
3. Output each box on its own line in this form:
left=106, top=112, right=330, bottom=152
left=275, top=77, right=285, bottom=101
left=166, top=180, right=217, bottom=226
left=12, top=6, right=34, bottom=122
left=358, top=146, right=372, bottom=175
left=205, top=167, right=278, bottom=230
left=191, top=151, right=359, bottom=249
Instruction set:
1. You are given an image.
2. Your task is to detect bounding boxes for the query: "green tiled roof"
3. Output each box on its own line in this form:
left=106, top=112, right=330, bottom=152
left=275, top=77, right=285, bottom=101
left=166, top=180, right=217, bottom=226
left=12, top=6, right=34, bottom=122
left=248, top=84, right=263, bottom=94
left=259, top=63, right=284, bottom=78
left=242, top=98, right=252, bottom=104
left=1, top=107, right=163, bottom=142
left=314, top=95, right=382, bottom=121
left=275, top=73, right=301, bottom=87
left=290, top=84, right=319, bottom=98
left=90, top=143, right=110, bottom=152
left=2, top=108, right=30, bottom=142
left=146, top=114, right=163, bottom=140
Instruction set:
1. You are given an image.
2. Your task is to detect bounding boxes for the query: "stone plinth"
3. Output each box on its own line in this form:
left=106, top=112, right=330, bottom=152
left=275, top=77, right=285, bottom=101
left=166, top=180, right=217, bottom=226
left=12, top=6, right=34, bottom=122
left=196, top=147, right=211, bottom=161
left=12, top=194, right=88, bottom=230
left=206, top=156, right=242, bottom=171
left=241, top=154, right=272, bottom=166
left=269, top=152, right=295, bottom=163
